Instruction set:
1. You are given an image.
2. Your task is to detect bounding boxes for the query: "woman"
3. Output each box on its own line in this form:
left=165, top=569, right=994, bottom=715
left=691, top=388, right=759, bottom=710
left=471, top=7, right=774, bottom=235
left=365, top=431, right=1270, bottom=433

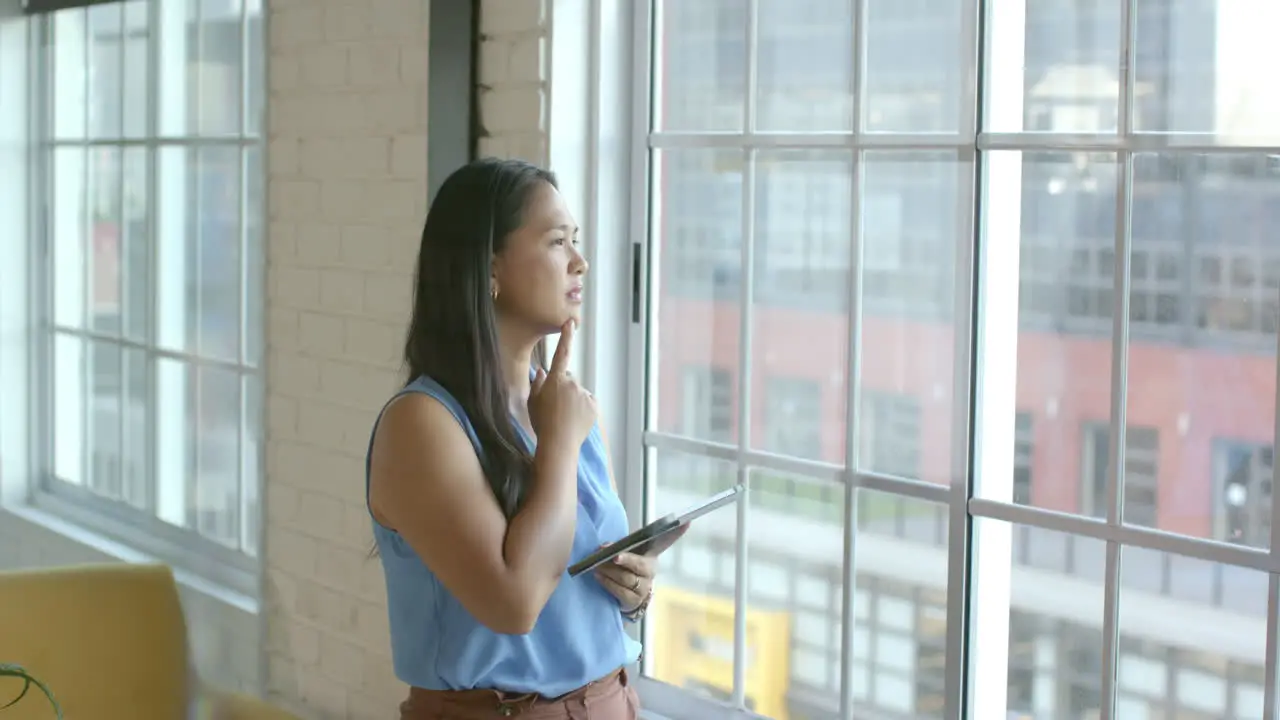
left=366, top=158, right=663, bottom=719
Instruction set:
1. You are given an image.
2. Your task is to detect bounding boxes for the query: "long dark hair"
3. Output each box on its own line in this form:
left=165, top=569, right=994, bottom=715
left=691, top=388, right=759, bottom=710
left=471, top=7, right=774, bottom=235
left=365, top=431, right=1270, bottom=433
left=405, top=158, right=555, bottom=519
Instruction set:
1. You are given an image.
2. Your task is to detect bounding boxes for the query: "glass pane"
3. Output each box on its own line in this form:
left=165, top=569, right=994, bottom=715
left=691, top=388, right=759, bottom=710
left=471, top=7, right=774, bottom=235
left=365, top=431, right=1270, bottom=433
left=196, top=366, right=241, bottom=547
left=1117, top=548, right=1267, bottom=720
left=986, top=522, right=1108, bottom=720
left=50, top=8, right=87, bottom=139
left=87, top=2, right=123, bottom=139
left=1133, top=1, right=1276, bottom=141
left=121, top=346, right=150, bottom=512
left=156, top=146, right=194, bottom=351
left=863, top=0, right=964, bottom=133
left=155, top=357, right=193, bottom=528
left=87, top=339, right=121, bottom=499
left=755, top=0, right=853, bottom=132
left=89, top=146, right=121, bottom=335
left=1126, top=153, right=1278, bottom=546
left=855, top=489, right=949, bottom=718
left=983, top=0, right=1122, bottom=134
left=122, top=0, right=149, bottom=138
left=157, top=0, right=196, bottom=137
left=52, top=147, right=87, bottom=329
left=654, top=0, right=745, bottom=132
left=196, top=0, right=244, bottom=137
left=859, top=152, right=963, bottom=483
left=196, top=146, right=242, bottom=361
left=751, top=150, right=851, bottom=461
left=53, top=333, right=86, bottom=485
left=975, top=151, right=1119, bottom=509
left=647, top=449, right=739, bottom=704
left=240, top=372, right=262, bottom=555
left=244, top=2, right=264, bottom=136
left=744, top=471, right=843, bottom=717
left=652, top=148, right=742, bottom=445
left=121, top=146, right=150, bottom=341
left=243, top=145, right=263, bottom=365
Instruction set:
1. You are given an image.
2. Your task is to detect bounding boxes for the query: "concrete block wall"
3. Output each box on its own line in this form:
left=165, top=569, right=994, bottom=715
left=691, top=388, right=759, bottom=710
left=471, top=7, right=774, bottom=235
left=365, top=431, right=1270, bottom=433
left=261, top=0, right=549, bottom=717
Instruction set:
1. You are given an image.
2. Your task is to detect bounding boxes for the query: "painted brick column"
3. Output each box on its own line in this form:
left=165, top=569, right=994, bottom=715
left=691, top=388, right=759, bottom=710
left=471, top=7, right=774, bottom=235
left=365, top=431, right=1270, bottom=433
left=262, top=0, right=550, bottom=717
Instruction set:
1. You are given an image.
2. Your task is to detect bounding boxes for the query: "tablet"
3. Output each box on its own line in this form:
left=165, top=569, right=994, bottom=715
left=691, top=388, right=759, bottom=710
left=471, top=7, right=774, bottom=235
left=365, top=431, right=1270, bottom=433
left=568, top=484, right=745, bottom=577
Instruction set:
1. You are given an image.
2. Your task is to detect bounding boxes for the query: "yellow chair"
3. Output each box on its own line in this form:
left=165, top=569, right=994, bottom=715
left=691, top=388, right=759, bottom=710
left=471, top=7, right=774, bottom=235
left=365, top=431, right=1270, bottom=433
left=0, top=563, right=297, bottom=720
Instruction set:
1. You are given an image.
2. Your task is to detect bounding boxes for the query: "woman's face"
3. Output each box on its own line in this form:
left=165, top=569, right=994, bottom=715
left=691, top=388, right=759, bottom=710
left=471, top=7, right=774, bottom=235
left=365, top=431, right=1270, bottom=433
left=492, top=182, right=587, bottom=333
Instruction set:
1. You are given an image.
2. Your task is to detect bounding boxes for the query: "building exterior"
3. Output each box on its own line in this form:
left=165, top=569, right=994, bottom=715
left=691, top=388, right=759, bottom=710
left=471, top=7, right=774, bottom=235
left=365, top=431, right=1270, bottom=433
left=648, top=1, right=1277, bottom=718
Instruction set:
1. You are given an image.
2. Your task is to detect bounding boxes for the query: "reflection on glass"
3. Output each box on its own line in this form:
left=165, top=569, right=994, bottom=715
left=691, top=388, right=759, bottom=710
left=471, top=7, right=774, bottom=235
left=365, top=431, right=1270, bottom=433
left=984, top=0, right=1122, bottom=133
left=121, top=347, right=150, bottom=512
left=155, top=357, right=192, bottom=528
left=51, top=8, right=87, bottom=139
left=88, top=339, right=122, bottom=501
left=89, top=147, right=121, bottom=335
left=1117, top=548, right=1268, bottom=720
left=744, top=472, right=843, bottom=718
left=853, top=490, right=949, bottom=719
left=243, top=145, right=263, bottom=365
left=122, top=146, right=150, bottom=341
left=87, top=2, right=123, bottom=139
left=244, top=1, right=265, bottom=136
left=755, top=0, right=853, bottom=132
left=54, top=334, right=86, bottom=485
left=196, top=367, right=242, bottom=547
left=1125, top=153, right=1277, bottom=545
left=997, top=521, right=1107, bottom=720
left=156, top=146, right=192, bottom=351
left=654, top=148, right=742, bottom=445
left=240, top=373, right=262, bottom=555
left=53, top=147, right=88, bottom=329
left=655, top=0, right=746, bottom=132
left=975, top=151, right=1119, bottom=511
left=647, top=450, right=740, bottom=706
left=197, top=0, right=244, bottom=136
left=156, top=0, right=195, bottom=137
left=122, top=0, right=149, bottom=138
left=197, top=146, right=243, bottom=361
left=750, top=149, right=851, bottom=461
left=863, top=0, right=963, bottom=133
left=1133, top=1, right=1276, bottom=140
left=859, top=152, right=962, bottom=483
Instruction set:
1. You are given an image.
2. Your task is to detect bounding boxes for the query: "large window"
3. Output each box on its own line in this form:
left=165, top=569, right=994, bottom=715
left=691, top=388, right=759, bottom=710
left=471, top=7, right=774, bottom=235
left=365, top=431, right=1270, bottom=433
left=30, top=0, right=264, bottom=586
left=633, top=0, right=1279, bottom=718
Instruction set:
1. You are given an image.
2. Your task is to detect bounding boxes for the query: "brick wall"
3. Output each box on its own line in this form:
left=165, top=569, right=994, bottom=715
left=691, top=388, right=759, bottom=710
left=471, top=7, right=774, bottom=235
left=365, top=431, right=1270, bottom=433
left=261, top=1, right=549, bottom=717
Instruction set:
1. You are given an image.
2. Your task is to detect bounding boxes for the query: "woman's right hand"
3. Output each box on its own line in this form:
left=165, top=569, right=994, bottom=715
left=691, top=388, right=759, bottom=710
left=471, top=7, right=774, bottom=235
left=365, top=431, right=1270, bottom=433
left=529, top=320, right=597, bottom=450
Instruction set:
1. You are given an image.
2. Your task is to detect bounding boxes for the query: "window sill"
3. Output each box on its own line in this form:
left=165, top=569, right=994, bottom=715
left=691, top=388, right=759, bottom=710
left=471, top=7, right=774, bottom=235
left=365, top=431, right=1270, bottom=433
left=634, top=675, right=768, bottom=720
left=1, top=502, right=258, bottom=615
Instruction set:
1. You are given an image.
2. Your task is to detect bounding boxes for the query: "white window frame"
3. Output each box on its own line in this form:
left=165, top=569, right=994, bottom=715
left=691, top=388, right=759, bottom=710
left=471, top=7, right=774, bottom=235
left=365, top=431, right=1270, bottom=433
left=19, top=0, right=264, bottom=597
left=558, top=1, right=1280, bottom=719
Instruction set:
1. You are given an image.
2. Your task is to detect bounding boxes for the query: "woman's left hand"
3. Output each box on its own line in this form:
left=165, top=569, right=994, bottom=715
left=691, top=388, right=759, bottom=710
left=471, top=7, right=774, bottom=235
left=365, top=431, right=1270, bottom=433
left=594, top=552, right=656, bottom=613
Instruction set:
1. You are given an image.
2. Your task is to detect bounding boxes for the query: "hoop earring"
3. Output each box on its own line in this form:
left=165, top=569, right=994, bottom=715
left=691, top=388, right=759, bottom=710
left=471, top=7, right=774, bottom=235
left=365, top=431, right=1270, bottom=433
left=491, top=286, right=499, bottom=301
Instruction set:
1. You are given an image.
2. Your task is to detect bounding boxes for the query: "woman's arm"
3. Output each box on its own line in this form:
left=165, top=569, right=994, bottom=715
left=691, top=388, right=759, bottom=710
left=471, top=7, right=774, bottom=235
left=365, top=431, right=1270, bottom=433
left=369, top=394, right=581, bottom=635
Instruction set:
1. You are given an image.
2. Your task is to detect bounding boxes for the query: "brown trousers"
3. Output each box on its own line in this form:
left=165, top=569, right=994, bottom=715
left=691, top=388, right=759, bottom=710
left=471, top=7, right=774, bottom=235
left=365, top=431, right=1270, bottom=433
left=399, top=668, right=640, bottom=720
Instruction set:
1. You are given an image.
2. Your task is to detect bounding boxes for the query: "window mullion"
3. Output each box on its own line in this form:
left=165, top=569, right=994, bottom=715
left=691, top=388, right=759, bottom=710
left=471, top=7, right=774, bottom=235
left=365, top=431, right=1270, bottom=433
left=143, top=0, right=160, bottom=515
left=731, top=0, right=759, bottom=707
left=1264, top=238, right=1280, bottom=720
left=1099, top=0, right=1139, bottom=713
left=838, top=0, right=868, bottom=717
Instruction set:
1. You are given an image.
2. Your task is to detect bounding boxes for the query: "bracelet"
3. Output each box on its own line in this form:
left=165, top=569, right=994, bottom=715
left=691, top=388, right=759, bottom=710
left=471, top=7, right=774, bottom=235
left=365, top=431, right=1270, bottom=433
left=622, top=586, right=654, bottom=623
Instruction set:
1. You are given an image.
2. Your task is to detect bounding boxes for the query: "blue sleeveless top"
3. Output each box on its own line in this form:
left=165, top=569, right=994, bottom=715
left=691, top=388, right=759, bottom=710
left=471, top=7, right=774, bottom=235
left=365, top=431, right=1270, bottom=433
left=366, top=375, right=642, bottom=696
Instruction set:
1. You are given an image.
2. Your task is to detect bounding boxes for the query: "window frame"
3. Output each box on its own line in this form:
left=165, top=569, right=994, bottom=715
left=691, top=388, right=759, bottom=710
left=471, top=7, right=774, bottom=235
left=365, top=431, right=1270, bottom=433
left=566, top=1, right=1280, bottom=720
left=23, top=0, right=264, bottom=597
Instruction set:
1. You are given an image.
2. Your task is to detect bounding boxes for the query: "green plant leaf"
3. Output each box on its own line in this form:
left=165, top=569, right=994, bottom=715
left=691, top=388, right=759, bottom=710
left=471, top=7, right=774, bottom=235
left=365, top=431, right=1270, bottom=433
left=0, top=663, right=63, bottom=719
